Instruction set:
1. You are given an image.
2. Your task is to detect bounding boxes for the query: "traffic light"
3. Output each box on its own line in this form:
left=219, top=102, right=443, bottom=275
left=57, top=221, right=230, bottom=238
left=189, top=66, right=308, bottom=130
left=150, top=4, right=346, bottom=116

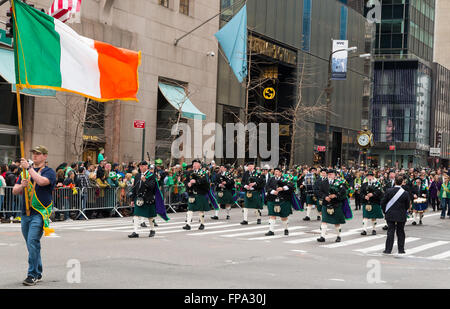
left=5, top=9, right=13, bottom=38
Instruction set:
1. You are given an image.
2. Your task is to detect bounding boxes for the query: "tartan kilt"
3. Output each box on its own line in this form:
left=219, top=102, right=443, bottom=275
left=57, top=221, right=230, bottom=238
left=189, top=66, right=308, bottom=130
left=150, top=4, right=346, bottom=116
left=133, top=202, right=156, bottom=218
left=267, top=200, right=293, bottom=218
left=187, top=194, right=210, bottom=212
left=244, top=191, right=263, bottom=209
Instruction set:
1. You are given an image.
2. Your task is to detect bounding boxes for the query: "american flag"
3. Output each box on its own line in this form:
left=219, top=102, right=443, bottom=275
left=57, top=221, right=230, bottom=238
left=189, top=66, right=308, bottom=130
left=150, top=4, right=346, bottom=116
left=49, top=0, right=82, bottom=23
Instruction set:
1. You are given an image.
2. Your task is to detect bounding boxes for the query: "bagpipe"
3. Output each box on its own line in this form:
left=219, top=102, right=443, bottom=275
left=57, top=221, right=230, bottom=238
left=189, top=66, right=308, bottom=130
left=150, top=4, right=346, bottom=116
left=279, top=175, right=303, bottom=211
left=327, top=179, right=353, bottom=220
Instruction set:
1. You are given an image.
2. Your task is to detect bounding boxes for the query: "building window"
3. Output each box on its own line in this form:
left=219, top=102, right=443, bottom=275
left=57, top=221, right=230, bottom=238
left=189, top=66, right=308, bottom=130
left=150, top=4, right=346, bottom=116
left=159, top=0, right=169, bottom=8
left=180, top=0, right=189, bottom=15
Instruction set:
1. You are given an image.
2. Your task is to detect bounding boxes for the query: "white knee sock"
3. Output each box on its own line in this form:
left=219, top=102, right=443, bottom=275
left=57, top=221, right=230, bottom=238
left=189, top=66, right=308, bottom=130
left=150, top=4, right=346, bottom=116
left=243, top=208, right=248, bottom=221
left=226, top=206, right=231, bottom=215
left=149, top=218, right=155, bottom=231
left=335, top=225, right=341, bottom=237
left=321, top=223, right=327, bottom=238
left=372, top=220, right=377, bottom=230
left=256, top=210, right=261, bottom=219
left=414, top=212, right=418, bottom=222
left=269, top=219, right=276, bottom=232
left=133, top=216, right=140, bottom=233
left=282, top=219, right=288, bottom=230
left=187, top=211, right=193, bottom=225
left=306, top=205, right=312, bottom=217
left=200, top=212, right=205, bottom=224
left=362, top=218, right=368, bottom=232
left=215, top=210, right=219, bottom=217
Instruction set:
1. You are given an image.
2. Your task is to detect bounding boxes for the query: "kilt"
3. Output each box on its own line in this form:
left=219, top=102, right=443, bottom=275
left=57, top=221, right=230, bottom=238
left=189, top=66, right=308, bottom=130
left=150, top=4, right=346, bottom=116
left=306, top=195, right=316, bottom=205
left=321, top=204, right=346, bottom=224
left=188, top=194, right=210, bottom=212
left=362, top=204, right=384, bottom=219
left=267, top=200, right=293, bottom=218
left=215, top=190, right=234, bottom=205
left=133, top=202, right=156, bottom=218
left=244, top=191, right=263, bottom=209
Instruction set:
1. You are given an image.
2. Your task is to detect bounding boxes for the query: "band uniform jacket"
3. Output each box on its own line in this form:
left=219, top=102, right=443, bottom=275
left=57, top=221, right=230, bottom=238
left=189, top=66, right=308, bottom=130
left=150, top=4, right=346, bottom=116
left=242, top=171, right=265, bottom=192
left=131, top=171, right=157, bottom=203
left=266, top=177, right=294, bottom=202
left=184, top=170, right=210, bottom=196
left=381, top=187, right=411, bottom=223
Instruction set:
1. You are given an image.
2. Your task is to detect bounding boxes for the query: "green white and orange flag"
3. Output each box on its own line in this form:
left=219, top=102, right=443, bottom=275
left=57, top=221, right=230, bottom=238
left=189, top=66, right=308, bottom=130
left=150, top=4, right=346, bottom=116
left=12, top=0, right=141, bottom=102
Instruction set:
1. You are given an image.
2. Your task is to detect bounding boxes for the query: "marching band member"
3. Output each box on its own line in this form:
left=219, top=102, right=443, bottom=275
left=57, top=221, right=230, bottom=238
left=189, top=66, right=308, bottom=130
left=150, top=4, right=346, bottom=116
left=183, top=160, right=211, bottom=230
left=211, top=164, right=235, bottom=220
left=360, top=171, right=384, bottom=236
left=241, top=162, right=265, bottom=225
left=412, top=178, right=428, bottom=225
left=303, top=167, right=321, bottom=221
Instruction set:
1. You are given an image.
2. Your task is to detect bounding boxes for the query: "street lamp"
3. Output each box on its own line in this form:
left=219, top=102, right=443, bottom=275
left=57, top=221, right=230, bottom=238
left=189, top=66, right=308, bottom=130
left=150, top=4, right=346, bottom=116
left=324, top=47, right=370, bottom=167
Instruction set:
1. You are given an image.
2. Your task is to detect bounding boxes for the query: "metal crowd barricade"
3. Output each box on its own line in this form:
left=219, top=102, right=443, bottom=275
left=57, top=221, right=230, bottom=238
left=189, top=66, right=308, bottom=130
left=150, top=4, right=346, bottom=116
left=0, top=186, right=23, bottom=218
left=52, top=187, right=87, bottom=220
left=82, top=187, right=121, bottom=217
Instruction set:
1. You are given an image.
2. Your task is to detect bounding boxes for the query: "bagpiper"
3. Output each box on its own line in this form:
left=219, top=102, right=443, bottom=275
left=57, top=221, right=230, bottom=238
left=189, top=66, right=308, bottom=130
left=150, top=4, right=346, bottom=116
left=411, top=178, right=428, bottom=225
left=303, top=167, right=321, bottom=221
left=316, top=169, right=350, bottom=243
left=360, top=171, right=384, bottom=236
left=265, top=168, right=297, bottom=236
left=183, top=160, right=211, bottom=230
left=128, top=161, right=160, bottom=238
left=211, top=164, right=235, bottom=220
left=240, top=162, right=265, bottom=225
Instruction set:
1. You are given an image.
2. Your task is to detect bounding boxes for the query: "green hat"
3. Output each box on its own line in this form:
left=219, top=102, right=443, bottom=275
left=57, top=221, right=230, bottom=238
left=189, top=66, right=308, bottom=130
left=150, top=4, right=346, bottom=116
left=155, top=158, right=163, bottom=166
left=109, top=172, right=117, bottom=179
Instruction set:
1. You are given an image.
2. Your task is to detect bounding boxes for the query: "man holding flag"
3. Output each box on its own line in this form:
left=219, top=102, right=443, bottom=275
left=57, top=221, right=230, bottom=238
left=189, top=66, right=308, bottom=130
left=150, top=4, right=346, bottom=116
left=13, top=145, right=56, bottom=286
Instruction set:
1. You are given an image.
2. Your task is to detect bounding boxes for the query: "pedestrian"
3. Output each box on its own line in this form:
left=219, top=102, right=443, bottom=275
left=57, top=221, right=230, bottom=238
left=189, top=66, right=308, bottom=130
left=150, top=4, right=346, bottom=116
left=12, top=145, right=56, bottom=286
left=0, top=171, right=6, bottom=220
left=97, top=148, right=106, bottom=163
left=439, top=175, right=450, bottom=219
left=381, top=176, right=411, bottom=254
left=429, top=175, right=442, bottom=211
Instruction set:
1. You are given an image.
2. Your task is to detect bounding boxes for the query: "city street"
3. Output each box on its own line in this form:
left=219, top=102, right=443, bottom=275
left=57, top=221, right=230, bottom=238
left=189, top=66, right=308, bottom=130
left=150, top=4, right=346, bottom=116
left=1, top=203, right=450, bottom=289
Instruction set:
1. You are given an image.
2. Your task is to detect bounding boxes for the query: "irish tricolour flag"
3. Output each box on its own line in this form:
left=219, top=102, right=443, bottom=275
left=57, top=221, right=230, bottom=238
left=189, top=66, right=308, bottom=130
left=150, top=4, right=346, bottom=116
left=12, top=0, right=141, bottom=102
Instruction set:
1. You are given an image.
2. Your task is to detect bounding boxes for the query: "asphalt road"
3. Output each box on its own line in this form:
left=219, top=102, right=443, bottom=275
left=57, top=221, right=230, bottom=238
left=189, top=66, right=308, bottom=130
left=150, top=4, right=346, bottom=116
left=1, top=203, right=450, bottom=289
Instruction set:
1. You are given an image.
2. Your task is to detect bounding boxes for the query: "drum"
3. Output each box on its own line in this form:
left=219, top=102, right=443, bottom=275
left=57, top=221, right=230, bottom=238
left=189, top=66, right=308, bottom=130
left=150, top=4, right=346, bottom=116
left=413, top=198, right=427, bottom=211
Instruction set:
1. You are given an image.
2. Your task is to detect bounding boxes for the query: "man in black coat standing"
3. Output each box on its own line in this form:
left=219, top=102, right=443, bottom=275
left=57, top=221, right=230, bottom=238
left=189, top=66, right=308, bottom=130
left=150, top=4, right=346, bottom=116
left=381, top=176, right=411, bottom=254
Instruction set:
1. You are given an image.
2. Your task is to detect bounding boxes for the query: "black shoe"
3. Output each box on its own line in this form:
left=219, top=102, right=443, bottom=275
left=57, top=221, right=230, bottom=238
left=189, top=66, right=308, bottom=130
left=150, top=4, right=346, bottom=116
left=317, top=216, right=321, bottom=221
left=153, top=221, right=158, bottom=227
left=412, top=221, right=417, bottom=225
left=211, top=216, right=219, bottom=220
left=256, top=219, right=261, bottom=225
left=303, top=216, right=310, bottom=221
left=441, top=216, right=445, bottom=219
left=149, top=230, right=155, bottom=237
left=140, top=222, right=147, bottom=228
left=382, top=225, right=388, bottom=230
left=419, top=220, right=422, bottom=225
left=398, top=250, right=406, bottom=254
left=182, top=224, right=191, bottom=230
left=372, top=230, right=377, bottom=235
left=265, top=231, right=275, bottom=236
left=36, top=275, right=42, bottom=283
left=317, top=237, right=325, bottom=242
left=382, top=250, right=391, bottom=254
left=361, top=230, right=367, bottom=236
left=240, top=220, right=248, bottom=225
left=226, top=215, right=230, bottom=220
left=284, top=229, right=289, bottom=236
left=335, top=236, right=341, bottom=242
left=198, top=224, right=205, bottom=230
left=128, top=232, right=139, bottom=238
left=23, top=276, right=36, bottom=286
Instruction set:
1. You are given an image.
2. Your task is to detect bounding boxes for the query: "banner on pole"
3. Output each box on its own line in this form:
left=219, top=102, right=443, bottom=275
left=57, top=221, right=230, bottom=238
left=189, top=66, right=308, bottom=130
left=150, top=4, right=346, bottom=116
left=331, top=40, right=348, bottom=80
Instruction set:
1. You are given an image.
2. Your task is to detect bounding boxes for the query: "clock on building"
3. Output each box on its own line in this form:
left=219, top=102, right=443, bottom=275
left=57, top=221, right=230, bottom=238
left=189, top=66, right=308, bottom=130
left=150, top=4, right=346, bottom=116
left=357, top=132, right=371, bottom=147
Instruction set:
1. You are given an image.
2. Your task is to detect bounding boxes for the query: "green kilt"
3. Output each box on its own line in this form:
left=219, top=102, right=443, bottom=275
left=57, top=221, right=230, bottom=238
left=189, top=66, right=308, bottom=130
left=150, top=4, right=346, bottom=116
left=268, top=200, right=293, bottom=218
left=306, top=195, right=316, bottom=205
left=321, top=204, right=346, bottom=224
left=188, top=194, right=210, bottom=212
left=216, top=190, right=234, bottom=205
left=133, top=202, right=156, bottom=218
left=244, top=191, right=263, bottom=210
left=362, top=203, right=384, bottom=219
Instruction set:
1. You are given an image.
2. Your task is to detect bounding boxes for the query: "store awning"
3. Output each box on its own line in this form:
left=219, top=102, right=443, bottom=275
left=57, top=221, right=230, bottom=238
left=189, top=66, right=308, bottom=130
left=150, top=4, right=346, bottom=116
left=0, top=47, right=56, bottom=97
left=158, top=82, right=206, bottom=120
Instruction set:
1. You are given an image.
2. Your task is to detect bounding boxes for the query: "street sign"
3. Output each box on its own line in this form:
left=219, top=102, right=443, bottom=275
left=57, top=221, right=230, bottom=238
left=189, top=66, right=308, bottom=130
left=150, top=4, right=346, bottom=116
left=317, top=146, right=326, bottom=152
left=263, top=87, right=275, bottom=100
left=430, top=148, right=441, bottom=157
left=134, top=120, right=145, bottom=129
left=389, top=145, right=396, bottom=151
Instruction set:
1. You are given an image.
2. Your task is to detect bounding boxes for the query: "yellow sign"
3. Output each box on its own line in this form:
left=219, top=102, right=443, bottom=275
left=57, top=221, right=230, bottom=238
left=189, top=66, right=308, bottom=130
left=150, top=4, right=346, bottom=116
left=263, top=87, right=276, bottom=100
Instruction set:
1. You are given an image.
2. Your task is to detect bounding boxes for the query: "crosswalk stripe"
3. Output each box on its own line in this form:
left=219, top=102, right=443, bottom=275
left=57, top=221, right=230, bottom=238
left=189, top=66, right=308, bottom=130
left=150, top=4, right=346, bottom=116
left=284, top=230, right=360, bottom=244
left=427, top=250, right=450, bottom=260
left=353, top=237, right=420, bottom=253
left=322, top=235, right=386, bottom=248
left=88, top=221, right=227, bottom=232
left=189, top=224, right=271, bottom=236
left=404, top=241, right=449, bottom=256
left=85, top=218, right=195, bottom=231
left=157, top=223, right=237, bottom=234
left=223, top=226, right=307, bottom=238
left=248, top=231, right=306, bottom=241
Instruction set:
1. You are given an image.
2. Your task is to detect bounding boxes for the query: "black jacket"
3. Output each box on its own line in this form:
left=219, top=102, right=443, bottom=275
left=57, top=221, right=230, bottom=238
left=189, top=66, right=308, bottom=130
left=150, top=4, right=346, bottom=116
left=184, top=170, right=210, bottom=195
left=266, top=177, right=294, bottom=202
left=360, top=181, right=383, bottom=205
left=242, top=171, right=265, bottom=192
left=214, top=172, right=235, bottom=191
left=381, top=187, right=411, bottom=222
left=131, top=171, right=157, bottom=203
left=317, top=179, right=347, bottom=208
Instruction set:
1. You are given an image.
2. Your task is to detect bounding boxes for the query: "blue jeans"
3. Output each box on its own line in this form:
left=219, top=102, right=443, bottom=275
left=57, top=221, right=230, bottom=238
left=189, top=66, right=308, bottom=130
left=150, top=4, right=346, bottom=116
left=21, top=214, right=44, bottom=278
left=441, top=198, right=450, bottom=218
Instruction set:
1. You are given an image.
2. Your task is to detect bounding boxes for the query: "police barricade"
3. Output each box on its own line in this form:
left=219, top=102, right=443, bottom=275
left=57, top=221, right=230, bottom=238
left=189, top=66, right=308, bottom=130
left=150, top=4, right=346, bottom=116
left=115, top=186, right=134, bottom=217
left=82, top=187, right=120, bottom=218
left=0, top=186, right=23, bottom=219
left=162, top=185, right=184, bottom=213
left=52, top=187, right=87, bottom=220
